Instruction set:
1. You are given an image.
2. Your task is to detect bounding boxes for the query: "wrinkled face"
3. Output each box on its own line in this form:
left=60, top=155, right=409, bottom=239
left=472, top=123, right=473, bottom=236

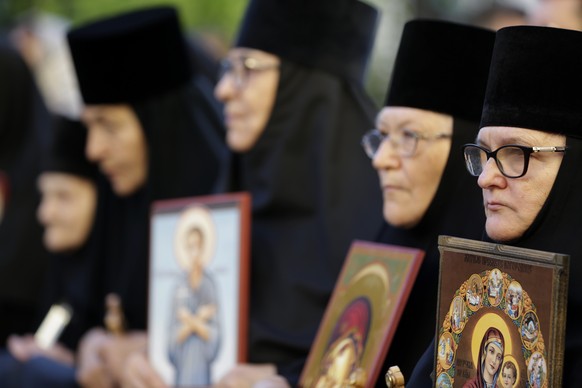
left=214, top=48, right=280, bottom=152
left=483, top=343, right=503, bottom=381
left=37, top=172, right=97, bottom=252
left=502, top=365, right=516, bottom=387
left=82, top=104, right=148, bottom=196
left=372, top=106, right=453, bottom=228
left=476, top=126, right=565, bottom=242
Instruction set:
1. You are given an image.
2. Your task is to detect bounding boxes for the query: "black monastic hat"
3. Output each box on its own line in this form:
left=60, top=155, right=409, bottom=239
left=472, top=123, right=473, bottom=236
left=386, top=19, right=495, bottom=122
left=43, top=116, right=98, bottom=179
left=235, top=0, right=379, bottom=82
left=67, top=6, right=191, bottom=104
left=480, top=25, right=582, bottom=138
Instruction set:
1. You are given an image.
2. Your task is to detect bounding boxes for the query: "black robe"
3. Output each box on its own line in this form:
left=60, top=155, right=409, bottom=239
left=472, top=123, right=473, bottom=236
left=407, top=135, right=582, bottom=388
left=375, top=118, right=486, bottom=384
left=0, top=38, right=52, bottom=344
left=223, top=60, right=384, bottom=384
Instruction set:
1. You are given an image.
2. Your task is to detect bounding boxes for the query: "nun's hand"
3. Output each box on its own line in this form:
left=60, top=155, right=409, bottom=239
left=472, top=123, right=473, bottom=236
left=76, top=328, right=115, bottom=388
left=7, top=334, right=74, bottom=365
left=252, top=375, right=291, bottom=388
left=215, top=363, right=278, bottom=388
left=121, top=352, right=167, bottom=388
left=100, top=330, right=148, bottom=384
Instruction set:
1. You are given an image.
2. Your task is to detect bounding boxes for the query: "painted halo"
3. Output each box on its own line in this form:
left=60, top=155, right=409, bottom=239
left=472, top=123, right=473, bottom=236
left=173, top=205, right=216, bottom=271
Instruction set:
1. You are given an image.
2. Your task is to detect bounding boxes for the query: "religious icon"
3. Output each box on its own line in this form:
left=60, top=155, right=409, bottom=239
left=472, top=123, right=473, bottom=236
left=521, top=311, right=540, bottom=350
left=314, top=297, right=370, bottom=388
left=451, top=295, right=467, bottom=334
left=505, top=281, right=522, bottom=320
left=438, top=332, right=456, bottom=370
left=434, top=236, right=568, bottom=387
left=148, top=193, right=251, bottom=385
left=527, top=351, right=547, bottom=388
left=466, top=274, right=483, bottom=312
left=167, top=205, right=219, bottom=386
left=487, top=268, right=503, bottom=307
left=299, top=240, right=424, bottom=388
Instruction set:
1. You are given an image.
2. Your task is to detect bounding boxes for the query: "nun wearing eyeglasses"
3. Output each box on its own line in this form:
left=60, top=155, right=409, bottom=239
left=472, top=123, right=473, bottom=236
left=363, top=20, right=494, bottom=385
left=408, top=25, right=582, bottom=388
left=211, top=0, right=384, bottom=385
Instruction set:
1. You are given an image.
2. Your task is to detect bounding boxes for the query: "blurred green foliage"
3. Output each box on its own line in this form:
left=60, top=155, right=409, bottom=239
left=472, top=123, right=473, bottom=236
left=1, top=0, right=248, bottom=45
left=0, top=0, right=409, bottom=105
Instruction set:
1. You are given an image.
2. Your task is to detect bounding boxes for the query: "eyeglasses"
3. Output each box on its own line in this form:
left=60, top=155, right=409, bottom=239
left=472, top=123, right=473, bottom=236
left=218, top=56, right=280, bottom=89
left=361, top=128, right=452, bottom=158
left=462, top=144, right=566, bottom=178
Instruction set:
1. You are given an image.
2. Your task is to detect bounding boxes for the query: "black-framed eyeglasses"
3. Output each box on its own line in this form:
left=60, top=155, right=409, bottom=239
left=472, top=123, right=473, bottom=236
left=361, top=128, right=452, bottom=158
left=218, top=56, right=280, bottom=89
left=462, top=144, right=566, bottom=178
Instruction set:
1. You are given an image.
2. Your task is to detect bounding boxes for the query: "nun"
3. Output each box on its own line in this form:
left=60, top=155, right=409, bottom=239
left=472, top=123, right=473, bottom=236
left=0, top=116, right=99, bottom=387
left=408, top=25, right=582, bottom=387
left=213, top=0, right=384, bottom=385
left=65, top=6, right=227, bottom=385
left=369, top=19, right=494, bottom=383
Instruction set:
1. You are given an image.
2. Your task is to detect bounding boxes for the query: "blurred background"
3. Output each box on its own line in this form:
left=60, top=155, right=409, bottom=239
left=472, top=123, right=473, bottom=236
left=0, top=0, right=549, bottom=107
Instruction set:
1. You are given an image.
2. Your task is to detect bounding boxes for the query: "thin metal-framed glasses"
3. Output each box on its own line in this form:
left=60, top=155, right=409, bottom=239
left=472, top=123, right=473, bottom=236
left=218, top=56, right=280, bottom=89
left=361, top=128, right=452, bottom=158
left=462, top=144, right=567, bottom=178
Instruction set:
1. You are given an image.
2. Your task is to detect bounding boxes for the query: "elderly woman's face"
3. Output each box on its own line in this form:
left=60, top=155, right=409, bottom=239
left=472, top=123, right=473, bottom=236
left=214, top=48, right=280, bottom=153
left=37, top=172, right=97, bottom=252
left=476, top=126, right=565, bottom=242
left=82, top=104, right=148, bottom=197
left=372, top=106, right=453, bottom=228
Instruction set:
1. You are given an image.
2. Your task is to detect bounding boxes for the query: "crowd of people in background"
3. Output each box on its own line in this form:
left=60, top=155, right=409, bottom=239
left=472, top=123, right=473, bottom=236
left=0, top=0, right=581, bottom=387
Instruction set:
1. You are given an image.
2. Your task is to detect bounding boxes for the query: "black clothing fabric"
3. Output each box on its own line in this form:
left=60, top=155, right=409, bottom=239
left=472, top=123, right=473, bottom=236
left=386, top=20, right=495, bottom=123
left=235, top=0, right=378, bottom=83
left=41, top=116, right=97, bottom=179
left=221, top=60, right=384, bottom=384
left=481, top=26, right=582, bottom=138
left=375, top=119, right=485, bottom=384
left=0, top=350, right=78, bottom=388
left=405, top=338, right=435, bottom=388
left=0, top=38, right=51, bottom=345
left=67, top=6, right=191, bottom=105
